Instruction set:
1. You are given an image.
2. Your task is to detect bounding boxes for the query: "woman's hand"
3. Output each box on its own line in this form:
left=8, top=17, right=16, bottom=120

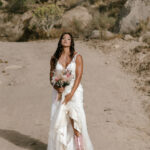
left=57, top=87, right=65, bottom=93
left=54, top=85, right=65, bottom=93
left=62, top=92, right=73, bottom=105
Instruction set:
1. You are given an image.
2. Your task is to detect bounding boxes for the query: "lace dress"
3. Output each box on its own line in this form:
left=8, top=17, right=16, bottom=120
left=47, top=52, right=94, bottom=150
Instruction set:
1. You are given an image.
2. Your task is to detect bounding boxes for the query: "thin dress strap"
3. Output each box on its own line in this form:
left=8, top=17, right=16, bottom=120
left=74, top=52, right=79, bottom=61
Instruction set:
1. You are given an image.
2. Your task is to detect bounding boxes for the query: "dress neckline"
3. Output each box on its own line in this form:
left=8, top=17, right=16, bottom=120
left=57, top=52, right=78, bottom=70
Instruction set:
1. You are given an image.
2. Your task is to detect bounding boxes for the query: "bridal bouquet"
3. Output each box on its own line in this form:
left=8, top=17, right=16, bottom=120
left=51, top=69, right=74, bottom=101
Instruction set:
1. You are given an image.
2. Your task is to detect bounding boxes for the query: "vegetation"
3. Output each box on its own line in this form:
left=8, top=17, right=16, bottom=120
left=7, top=0, right=35, bottom=14
left=28, top=4, right=64, bottom=39
left=134, top=17, right=150, bottom=37
left=67, top=17, right=85, bottom=38
left=0, top=0, right=2, bottom=7
left=92, top=12, right=116, bottom=30
left=2, top=0, right=149, bottom=41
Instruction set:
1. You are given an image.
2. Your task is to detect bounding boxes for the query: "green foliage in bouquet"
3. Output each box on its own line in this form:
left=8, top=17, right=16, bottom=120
left=54, top=79, right=69, bottom=88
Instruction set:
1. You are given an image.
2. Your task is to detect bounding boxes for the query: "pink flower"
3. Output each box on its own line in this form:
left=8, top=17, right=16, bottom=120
left=55, top=78, right=59, bottom=81
left=66, top=72, right=71, bottom=77
left=51, top=69, right=74, bottom=89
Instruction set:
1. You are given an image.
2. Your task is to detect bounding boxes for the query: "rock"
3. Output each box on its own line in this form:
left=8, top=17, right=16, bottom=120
left=124, top=34, right=134, bottom=41
left=62, top=6, right=92, bottom=29
left=138, top=54, right=150, bottom=73
left=100, top=30, right=116, bottom=40
left=0, top=11, right=32, bottom=41
left=90, top=30, right=100, bottom=39
left=114, top=44, right=120, bottom=49
left=142, top=54, right=150, bottom=63
left=0, top=59, right=3, bottom=63
left=142, top=32, right=150, bottom=45
left=139, top=32, right=150, bottom=44
left=5, top=65, right=23, bottom=70
left=0, top=0, right=8, bottom=8
left=147, top=20, right=150, bottom=30
left=115, top=0, right=150, bottom=34
left=105, top=61, right=110, bottom=64
left=138, top=36, right=143, bottom=42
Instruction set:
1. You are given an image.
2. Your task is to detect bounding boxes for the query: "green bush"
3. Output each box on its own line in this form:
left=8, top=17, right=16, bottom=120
left=7, top=0, right=27, bottom=13
left=0, top=0, right=2, bottom=7
left=88, top=0, right=99, bottom=4
left=29, top=4, right=64, bottom=39
left=7, top=0, right=35, bottom=14
left=91, top=11, right=116, bottom=30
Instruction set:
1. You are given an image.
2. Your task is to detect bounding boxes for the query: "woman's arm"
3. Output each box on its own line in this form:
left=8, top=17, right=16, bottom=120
left=62, top=54, right=83, bottom=105
left=70, top=54, right=83, bottom=96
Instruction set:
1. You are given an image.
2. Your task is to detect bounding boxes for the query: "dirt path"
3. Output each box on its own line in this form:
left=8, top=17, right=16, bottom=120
left=0, top=38, right=150, bottom=150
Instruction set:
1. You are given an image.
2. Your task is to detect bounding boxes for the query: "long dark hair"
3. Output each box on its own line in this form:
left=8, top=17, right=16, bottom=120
left=50, top=32, right=75, bottom=70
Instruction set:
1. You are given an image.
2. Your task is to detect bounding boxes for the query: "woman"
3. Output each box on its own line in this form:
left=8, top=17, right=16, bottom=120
left=47, top=32, right=94, bottom=150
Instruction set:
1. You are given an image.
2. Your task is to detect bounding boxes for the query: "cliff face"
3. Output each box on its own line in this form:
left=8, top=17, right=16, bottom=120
left=114, top=0, right=150, bottom=34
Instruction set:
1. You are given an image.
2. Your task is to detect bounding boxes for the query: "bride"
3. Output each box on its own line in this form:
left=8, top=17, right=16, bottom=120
left=47, top=32, right=94, bottom=150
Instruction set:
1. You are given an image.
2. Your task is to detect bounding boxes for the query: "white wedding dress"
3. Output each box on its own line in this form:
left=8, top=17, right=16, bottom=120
left=47, top=52, right=94, bottom=150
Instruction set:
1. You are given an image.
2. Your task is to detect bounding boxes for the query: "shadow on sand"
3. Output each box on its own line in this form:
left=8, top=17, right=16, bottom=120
left=0, top=129, right=47, bottom=150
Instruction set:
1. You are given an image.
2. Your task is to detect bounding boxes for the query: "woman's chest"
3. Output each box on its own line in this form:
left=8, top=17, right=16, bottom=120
left=56, top=61, right=76, bottom=74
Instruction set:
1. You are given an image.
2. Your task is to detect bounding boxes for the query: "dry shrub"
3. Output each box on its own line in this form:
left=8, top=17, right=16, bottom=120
left=121, top=45, right=150, bottom=75
left=90, top=10, right=116, bottom=31
left=50, top=26, right=82, bottom=39
left=120, top=45, right=150, bottom=96
left=28, top=4, right=64, bottom=39
left=63, top=0, right=80, bottom=7
left=6, top=0, right=35, bottom=14
left=56, top=0, right=85, bottom=10
left=0, top=0, right=2, bottom=7
left=49, top=28, right=65, bottom=38
left=133, top=17, right=150, bottom=37
left=62, top=17, right=86, bottom=38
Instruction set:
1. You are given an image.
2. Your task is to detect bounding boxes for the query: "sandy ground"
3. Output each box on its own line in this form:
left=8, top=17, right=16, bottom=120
left=0, top=38, right=150, bottom=150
